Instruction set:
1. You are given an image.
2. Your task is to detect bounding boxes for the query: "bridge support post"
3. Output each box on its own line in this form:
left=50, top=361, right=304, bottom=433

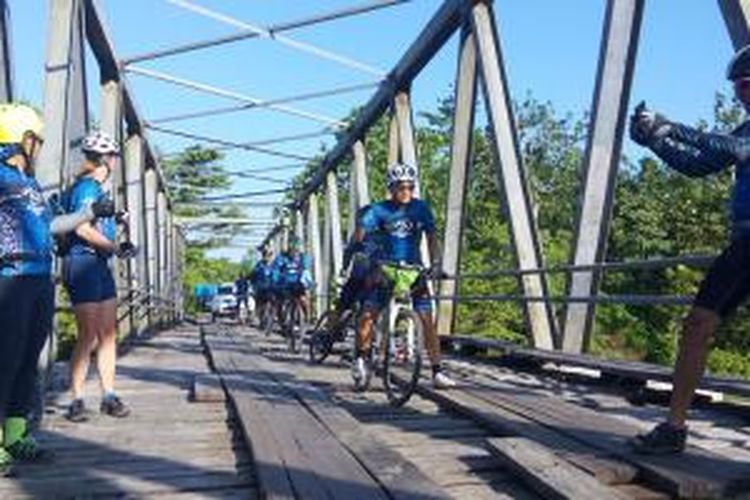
left=124, top=134, right=147, bottom=332
left=157, top=191, right=168, bottom=325
left=562, top=0, right=644, bottom=354
left=719, top=0, right=750, bottom=48
left=307, top=195, right=324, bottom=317
left=437, top=24, right=478, bottom=338
left=348, top=140, right=370, bottom=239
left=470, top=0, right=556, bottom=350
left=144, top=169, right=159, bottom=327
left=0, top=0, right=13, bottom=102
left=38, top=0, right=88, bottom=191
left=295, top=208, right=305, bottom=248
left=100, top=80, right=134, bottom=336
left=326, top=170, right=344, bottom=296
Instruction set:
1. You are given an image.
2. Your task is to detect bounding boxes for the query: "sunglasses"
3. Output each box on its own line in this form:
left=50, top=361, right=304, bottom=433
left=396, top=183, right=415, bottom=192
left=734, top=78, right=750, bottom=93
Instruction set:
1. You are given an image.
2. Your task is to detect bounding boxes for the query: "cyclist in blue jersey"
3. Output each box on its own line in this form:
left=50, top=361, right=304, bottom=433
left=352, top=163, right=456, bottom=390
left=273, top=237, right=312, bottom=322
left=64, top=131, right=136, bottom=423
left=0, top=104, right=116, bottom=475
left=629, top=45, right=750, bottom=454
left=327, top=204, right=380, bottom=330
left=251, top=246, right=275, bottom=322
left=235, top=272, right=250, bottom=319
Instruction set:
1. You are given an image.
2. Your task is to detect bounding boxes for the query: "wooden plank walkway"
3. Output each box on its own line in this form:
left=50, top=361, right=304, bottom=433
left=0, top=324, right=256, bottom=499
left=211, top=322, right=750, bottom=499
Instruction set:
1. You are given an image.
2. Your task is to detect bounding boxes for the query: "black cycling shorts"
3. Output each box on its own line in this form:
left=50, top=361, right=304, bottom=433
left=694, top=236, right=750, bottom=317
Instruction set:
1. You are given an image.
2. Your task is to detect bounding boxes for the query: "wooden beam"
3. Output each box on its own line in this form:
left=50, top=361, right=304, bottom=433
left=438, top=24, right=478, bottom=337
left=471, top=0, right=556, bottom=350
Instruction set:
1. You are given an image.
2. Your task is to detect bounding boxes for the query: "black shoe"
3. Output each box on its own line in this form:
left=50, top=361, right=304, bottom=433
left=6, top=435, right=54, bottom=464
left=65, top=399, right=90, bottom=423
left=630, top=422, right=687, bottom=455
left=0, top=448, right=14, bottom=477
left=100, top=395, right=131, bottom=418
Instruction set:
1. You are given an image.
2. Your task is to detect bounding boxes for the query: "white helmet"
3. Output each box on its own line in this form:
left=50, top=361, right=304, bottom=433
left=386, top=162, right=417, bottom=189
left=82, top=130, right=120, bottom=156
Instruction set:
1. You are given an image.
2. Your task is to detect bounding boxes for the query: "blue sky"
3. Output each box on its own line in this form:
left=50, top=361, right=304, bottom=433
left=9, top=1, right=737, bottom=260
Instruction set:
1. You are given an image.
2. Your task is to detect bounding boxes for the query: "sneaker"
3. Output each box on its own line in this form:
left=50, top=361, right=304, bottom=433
left=0, top=447, right=13, bottom=477
left=630, top=422, right=687, bottom=455
left=6, top=435, right=54, bottom=464
left=100, top=395, right=131, bottom=418
left=351, top=356, right=370, bottom=391
left=65, top=399, right=90, bottom=423
left=433, top=371, right=457, bottom=390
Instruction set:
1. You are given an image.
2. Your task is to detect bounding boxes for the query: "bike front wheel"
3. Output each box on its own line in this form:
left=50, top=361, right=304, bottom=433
left=382, top=308, right=423, bottom=407
left=308, top=311, right=335, bottom=364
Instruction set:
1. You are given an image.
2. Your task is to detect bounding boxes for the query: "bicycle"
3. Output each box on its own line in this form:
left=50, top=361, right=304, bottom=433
left=352, top=261, right=431, bottom=406
left=255, top=292, right=275, bottom=336
left=279, top=287, right=306, bottom=353
left=308, top=298, right=360, bottom=365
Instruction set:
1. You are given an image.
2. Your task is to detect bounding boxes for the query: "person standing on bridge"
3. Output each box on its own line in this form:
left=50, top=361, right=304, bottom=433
left=352, top=163, right=456, bottom=390
left=64, top=131, right=136, bottom=423
left=629, top=45, right=750, bottom=454
left=0, top=104, right=117, bottom=475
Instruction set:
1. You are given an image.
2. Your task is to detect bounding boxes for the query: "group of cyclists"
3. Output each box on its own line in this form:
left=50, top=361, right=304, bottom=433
left=242, top=162, right=457, bottom=392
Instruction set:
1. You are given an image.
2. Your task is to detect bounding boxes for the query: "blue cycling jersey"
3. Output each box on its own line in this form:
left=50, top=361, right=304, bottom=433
left=652, top=120, right=750, bottom=239
left=0, top=161, right=53, bottom=277
left=66, top=177, right=116, bottom=256
left=272, top=253, right=311, bottom=287
left=359, top=199, right=435, bottom=265
left=251, top=260, right=274, bottom=290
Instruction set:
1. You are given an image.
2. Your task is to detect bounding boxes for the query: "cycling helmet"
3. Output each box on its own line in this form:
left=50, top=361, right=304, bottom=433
left=288, top=236, right=302, bottom=251
left=727, top=44, right=750, bottom=80
left=386, top=162, right=417, bottom=189
left=0, top=104, right=44, bottom=144
left=82, top=130, right=120, bottom=156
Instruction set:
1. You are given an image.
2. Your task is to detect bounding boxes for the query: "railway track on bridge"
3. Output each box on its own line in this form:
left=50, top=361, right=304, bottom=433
left=202, top=322, right=750, bottom=499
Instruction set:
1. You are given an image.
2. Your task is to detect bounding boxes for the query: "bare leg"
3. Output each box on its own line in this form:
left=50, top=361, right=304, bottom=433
left=419, top=311, right=441, bottom=367
left=668, top=306, right=720, bottom=427
left=95, top=298, right=118, bottom=395
left=69, top=303, right=100, bottom=400
left=358, top=311, right=377, bottom=354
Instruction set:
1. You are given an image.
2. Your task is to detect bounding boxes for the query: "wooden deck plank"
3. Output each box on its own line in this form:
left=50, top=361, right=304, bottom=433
left=3, top=325, right=254, bottom=499
left=217, top=332, right=451, bottom=500
left=207, top=332, right=390, bottom=500
left=487, top=438, right=627, bottom=500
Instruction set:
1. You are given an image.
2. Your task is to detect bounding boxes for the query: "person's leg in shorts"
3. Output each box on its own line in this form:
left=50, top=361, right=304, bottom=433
left=633, top=237, right=750, bottom=454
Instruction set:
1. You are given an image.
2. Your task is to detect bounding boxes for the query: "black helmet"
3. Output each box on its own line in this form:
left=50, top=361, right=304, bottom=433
left=727, top=45, right=750, bottom=80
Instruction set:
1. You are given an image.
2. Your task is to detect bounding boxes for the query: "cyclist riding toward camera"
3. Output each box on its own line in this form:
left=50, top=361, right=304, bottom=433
left=272, top=237, right=312, bottom=323
left=352, top=162, right=456, bottom=390
left=251, top=246, right=275, bottom=326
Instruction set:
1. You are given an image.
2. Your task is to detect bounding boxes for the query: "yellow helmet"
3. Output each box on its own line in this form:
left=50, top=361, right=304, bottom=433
left=0, top=103, right=44, bottom=144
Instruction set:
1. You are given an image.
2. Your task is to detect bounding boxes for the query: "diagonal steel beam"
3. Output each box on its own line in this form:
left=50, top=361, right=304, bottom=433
left=562, top=0, right=644, bottom=354
left=165, top=0, right=386, bottom=77
left=126, top=65, right=346, bottom=127
left=145, top=124, right=315, bottom=161
left=149, top=81, right=380, bottom=125
left=293, top=0, right=464, bottom=206
left=122, top=0, right=409, bottom=65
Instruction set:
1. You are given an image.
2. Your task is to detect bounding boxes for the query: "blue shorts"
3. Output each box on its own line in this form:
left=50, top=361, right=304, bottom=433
left=362, top=267, right=432, bottom=314
left=63, top=253, right=116, bottom=305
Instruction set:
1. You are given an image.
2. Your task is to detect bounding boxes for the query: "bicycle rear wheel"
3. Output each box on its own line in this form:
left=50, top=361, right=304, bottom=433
left=286, top=300, right=303, bottom=353
left=382, top=308, right=423, bottom=407
left=308, top=311, right=334, bottom=364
